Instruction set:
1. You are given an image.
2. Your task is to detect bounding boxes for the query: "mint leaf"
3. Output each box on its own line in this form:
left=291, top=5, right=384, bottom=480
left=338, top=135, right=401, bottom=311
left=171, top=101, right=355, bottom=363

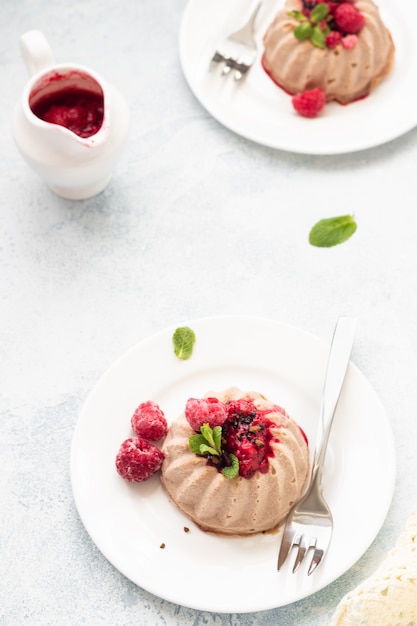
left=290, top=2, right=335, bottom=49
left=189, top=434, right=207, bottom=454
left=294, top=22, right=313, bottom=41
left=309, top=215, right=357, bottom=247
left=288, top=10, right=306, bottom=22
left=188, top=422, right=239, bottom=479
left=199, top=444, right=219, bottom=456
left=189, top=424, right=221, bottom=456
left=212, top=426, right=222, bottom=452
left=172, top=326, right=196, bottom=360
left=221, top=454, right=239, bottom=479
left=200, top=423, right=216, bottom=450
left=311, top=2, right=328, bottom=22
left=310, top=24, right=326, bottom=48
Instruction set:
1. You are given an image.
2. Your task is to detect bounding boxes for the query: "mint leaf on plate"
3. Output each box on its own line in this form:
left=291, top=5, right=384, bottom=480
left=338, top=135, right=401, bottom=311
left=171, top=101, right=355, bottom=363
left=309, top=215, right=357, bottom=248
left=172, top=326, right=196, bottom=360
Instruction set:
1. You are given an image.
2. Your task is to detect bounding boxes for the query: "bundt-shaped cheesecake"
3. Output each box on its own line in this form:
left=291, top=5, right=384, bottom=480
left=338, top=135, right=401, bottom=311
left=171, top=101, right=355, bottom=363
left=160, top=387, right=310, bottom=536
left=263, top=0, right=395, bottom=104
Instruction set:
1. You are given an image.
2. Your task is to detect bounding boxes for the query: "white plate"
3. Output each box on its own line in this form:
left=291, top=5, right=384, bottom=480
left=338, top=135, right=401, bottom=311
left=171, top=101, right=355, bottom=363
left=71, top=316, right=395, bottom=613
left=179, top=0, right=417, bottom=154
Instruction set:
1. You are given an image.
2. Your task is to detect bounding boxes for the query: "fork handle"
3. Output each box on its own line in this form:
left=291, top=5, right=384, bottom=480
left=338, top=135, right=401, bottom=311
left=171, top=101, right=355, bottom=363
left=236, top=1, right=262, bottom=39
left=310, top=316, right=357, bottom=485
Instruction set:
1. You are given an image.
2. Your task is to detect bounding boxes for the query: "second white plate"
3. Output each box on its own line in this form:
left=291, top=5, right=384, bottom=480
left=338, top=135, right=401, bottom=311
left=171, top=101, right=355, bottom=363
left=71, top=316, right=395, bottom=613
left=179, top=0, right=417, bottom=154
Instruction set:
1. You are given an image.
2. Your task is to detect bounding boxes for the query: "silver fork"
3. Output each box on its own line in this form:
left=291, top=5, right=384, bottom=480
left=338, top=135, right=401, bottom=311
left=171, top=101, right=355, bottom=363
left=210, top=2, right=262, bottom=80
left=277, top=316, right=357, bottom=575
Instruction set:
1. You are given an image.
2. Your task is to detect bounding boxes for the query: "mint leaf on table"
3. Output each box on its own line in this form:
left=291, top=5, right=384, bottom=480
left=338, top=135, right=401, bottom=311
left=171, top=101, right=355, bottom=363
left=309, top=215, right=357, bottom=248
left=172, top=326, right=196, bottom=360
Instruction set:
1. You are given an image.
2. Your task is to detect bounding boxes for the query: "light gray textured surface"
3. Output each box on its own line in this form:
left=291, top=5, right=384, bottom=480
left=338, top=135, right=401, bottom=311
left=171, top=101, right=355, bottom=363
left=2, top=1, right=417, bottom=624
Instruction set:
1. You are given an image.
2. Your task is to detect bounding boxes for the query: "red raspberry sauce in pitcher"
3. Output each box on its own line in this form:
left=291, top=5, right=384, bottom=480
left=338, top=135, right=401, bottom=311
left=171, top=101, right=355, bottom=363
left=31, top=88, right=104, bottom=138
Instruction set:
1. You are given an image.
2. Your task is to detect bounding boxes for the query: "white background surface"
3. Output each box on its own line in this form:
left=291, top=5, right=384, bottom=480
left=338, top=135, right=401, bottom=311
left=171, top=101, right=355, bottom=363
left=2, top=0, right=417, bottom=624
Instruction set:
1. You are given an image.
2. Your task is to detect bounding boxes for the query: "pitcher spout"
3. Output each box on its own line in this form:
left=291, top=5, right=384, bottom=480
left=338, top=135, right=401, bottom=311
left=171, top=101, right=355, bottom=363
left=29, top=114, right=111, bottom=160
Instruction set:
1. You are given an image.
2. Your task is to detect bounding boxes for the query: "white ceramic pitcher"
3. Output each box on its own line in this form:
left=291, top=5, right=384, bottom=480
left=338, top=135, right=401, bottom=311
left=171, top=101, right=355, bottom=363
left=12, top=30, right=130, bottom=199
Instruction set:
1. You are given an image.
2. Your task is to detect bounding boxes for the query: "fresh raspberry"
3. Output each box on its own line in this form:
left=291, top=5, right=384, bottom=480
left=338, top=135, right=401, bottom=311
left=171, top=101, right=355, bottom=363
left=327, top=2, right=340, bottom=14
left=334, top=3, right=365, bottom=34
left=341, top=34, right=359, bottom=49
left=325, top=30, right=342, bottom=48
left=292, top=87, right=326, bottom=118
left=185, top=397, right=227, bottom=431
left=115, top=437, right=164, bottom=482
left=131, top=401, right=168, bottom=441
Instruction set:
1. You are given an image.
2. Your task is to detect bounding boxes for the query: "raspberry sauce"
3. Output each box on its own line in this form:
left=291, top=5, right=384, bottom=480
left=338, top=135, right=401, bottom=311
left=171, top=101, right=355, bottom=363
left=30, top=88, right=104, bottom=138
left=209, top=398, right=277, bottom=479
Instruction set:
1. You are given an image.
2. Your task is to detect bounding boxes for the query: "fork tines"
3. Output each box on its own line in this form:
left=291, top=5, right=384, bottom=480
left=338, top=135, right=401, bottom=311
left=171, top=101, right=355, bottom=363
left=210, top=52, right=252, bottom=80
left=209, top=2, right=261, bottom=80
left=278, top=527, right=327, bottom=575
left=277, top=317, right=356, bottom=577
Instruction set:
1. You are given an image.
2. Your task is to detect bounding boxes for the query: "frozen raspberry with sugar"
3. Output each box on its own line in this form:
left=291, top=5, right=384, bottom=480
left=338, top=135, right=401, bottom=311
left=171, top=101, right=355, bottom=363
left=334, top=3, right=365, bottom=34
left=226, top=398, right=257, bottom=420
left=185, top=397, right=227, bottom=432
left=131, top=401, right=168, bottom=441
left=292, top=87, right=326, bottom=118
left=325, top=30, right=342, bottom=48
left=222, top=400, right=275, bottom=479
left=115, top=437, right=164, bottom=482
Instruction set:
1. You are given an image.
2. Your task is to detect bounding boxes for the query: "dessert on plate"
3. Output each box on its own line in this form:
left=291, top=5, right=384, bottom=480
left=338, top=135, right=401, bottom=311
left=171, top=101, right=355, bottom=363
left=262, top=0, right=395, bottom=105
left=160, top=387, right=310, bottom=536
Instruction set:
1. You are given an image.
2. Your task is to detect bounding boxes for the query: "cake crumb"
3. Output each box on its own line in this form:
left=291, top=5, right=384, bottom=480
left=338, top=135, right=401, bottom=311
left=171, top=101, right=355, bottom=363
left=160, top=543, right=166, bottom=549
left=184, top=527, right=190, bottom=533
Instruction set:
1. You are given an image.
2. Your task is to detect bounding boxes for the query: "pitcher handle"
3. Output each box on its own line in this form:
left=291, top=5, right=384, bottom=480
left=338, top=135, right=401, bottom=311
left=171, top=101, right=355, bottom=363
left=20, top=30, right=55, bottom=76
